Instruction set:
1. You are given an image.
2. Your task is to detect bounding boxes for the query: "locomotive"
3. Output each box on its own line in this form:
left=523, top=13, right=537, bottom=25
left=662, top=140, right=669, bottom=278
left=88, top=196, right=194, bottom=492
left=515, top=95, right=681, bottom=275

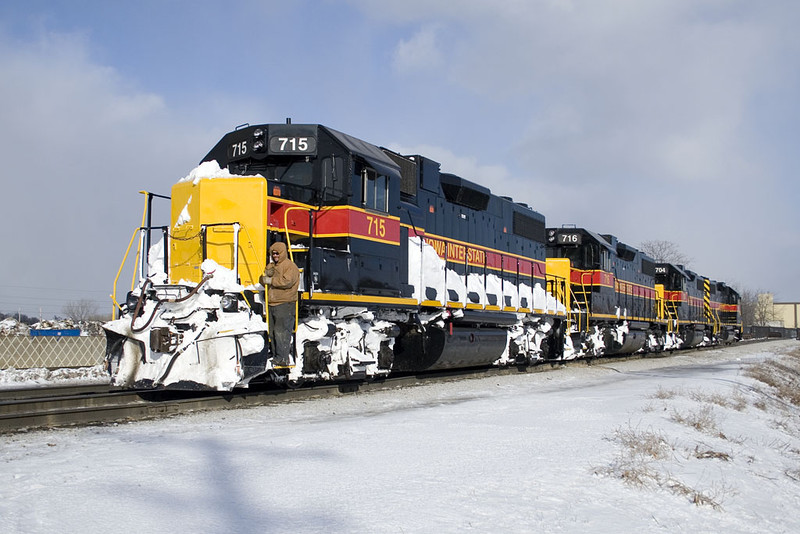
left=545, top=228, right=741, bottom=356
left=103, top=121, right=741, bottom=390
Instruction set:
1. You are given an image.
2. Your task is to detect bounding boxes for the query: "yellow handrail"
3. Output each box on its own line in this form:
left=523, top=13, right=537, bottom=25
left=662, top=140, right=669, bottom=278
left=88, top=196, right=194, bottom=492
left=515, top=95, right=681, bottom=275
left=110, top=193, right=151, bottom=319
left=282, top=206, right=311, bottom=263
left=571, top=271, right=594, bottom=333
left=664, top=300, right=678, bottom=333
left=281, top=205, right=312, bottom=333
left=110, top=228, right=143, bottom=318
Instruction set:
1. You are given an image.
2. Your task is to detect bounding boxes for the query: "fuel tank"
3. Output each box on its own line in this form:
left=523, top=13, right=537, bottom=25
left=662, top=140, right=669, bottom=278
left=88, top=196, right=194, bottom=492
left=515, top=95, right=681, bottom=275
left=603, top=328, right=647, bottom=355
left=681, top=326, right=706, bottom=348
left=392, top=325, right=508, bottom=372
left=602, top=321, right=649, bottom=355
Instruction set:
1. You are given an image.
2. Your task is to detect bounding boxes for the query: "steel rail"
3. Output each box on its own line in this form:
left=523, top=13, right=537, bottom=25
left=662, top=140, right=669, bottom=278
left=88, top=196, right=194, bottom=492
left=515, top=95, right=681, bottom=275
left=0, top=339, right=779, bottom=434
left=0, top=383, right=110, bottom=402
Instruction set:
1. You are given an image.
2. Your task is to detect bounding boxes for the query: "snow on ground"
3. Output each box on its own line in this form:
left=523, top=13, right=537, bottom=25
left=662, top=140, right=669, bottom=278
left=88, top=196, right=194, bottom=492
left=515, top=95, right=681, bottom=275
left=0, top=364, right=108, bottom=389
left=2, top=340, right=800, bottom=533
left=0, top=318, right=104, bottom=336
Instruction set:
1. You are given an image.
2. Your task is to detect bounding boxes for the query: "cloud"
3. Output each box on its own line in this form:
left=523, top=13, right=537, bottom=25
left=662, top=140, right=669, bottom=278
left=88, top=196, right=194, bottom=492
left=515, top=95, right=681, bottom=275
left=2, top=0, right=799, bottom=317
left=0, top=30, right=204, bottom=315
left=387, top=141, right=511, bottom=191
left=0, top=32, right=164, bottom=127
left=369, top=1, right=796, bottom=184
left=392, top=25, right=444, bottom=74
left=369, top=1, right=800, bottom=297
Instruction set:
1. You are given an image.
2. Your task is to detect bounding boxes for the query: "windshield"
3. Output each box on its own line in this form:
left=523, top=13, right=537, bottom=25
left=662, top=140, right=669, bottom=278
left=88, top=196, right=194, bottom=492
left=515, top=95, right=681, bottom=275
left=262, top=161, right=314, bottom=186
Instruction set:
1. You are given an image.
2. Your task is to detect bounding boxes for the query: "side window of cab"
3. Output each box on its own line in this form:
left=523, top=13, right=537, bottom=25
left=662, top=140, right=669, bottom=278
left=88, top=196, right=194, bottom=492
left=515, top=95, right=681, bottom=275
left=361, top=166, right=388, bottom=212
left=321, top=156, right=346, bottom=204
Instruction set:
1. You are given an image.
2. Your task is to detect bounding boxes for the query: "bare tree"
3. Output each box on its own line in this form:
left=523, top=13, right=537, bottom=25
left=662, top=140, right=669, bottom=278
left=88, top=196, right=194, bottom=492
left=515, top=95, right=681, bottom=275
left=739, top=287, right=757, bottom=327
left=639, top=240, right=692, bottom=266
left=739, top=288, right=779, bottom=327
left=62, top=298, right=99, bottom=322
left=754, top=293, right=780, bottom=327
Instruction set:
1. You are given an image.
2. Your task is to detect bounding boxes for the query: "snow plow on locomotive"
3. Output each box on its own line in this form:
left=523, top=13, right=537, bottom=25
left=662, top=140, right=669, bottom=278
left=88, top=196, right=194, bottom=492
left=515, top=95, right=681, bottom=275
left=103, top=121, right=741, bottom=391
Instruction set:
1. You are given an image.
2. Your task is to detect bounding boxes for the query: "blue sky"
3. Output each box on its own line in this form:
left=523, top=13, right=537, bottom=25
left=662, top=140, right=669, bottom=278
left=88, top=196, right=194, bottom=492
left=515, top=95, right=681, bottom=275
left=1, top=0, right=799, bottom=319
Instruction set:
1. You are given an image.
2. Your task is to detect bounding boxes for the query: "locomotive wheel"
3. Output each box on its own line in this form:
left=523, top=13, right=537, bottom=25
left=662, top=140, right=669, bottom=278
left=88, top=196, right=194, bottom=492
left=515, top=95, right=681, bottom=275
left=286, top=377, right=305, bottom=389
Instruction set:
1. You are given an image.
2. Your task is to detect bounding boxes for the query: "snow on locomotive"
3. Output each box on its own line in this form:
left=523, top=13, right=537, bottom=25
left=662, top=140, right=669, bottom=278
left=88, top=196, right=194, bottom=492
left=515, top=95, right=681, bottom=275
left=103, top=121, right=740, bottom=391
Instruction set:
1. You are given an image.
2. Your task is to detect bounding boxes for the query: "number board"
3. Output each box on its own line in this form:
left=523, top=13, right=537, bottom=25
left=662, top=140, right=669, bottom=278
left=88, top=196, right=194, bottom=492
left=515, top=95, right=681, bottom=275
left=654, top=266, right=668, bottom=275
left=229, top=140, right=252, bottom=159
left=268, top=135, right=317, bottom=155
left=556, top=232, right=582, bottom=245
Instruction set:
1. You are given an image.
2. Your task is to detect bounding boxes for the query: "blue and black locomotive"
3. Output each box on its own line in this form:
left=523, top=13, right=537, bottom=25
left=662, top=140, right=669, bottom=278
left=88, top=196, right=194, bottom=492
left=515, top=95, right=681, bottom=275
left=103, top=121, right=741, bottom=390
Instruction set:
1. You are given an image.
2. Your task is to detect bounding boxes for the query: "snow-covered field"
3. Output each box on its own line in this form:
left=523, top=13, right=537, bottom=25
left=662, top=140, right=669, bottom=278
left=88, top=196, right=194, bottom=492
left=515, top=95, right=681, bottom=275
left=2, top=340, right=799, bottom=533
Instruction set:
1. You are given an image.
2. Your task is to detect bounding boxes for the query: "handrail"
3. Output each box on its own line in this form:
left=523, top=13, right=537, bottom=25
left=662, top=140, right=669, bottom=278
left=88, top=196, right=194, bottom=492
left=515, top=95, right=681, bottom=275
left=549, top=276, right=573, bottom=331
left=282, top=206, right=311, bottom=263
left=712, top=307, right=721, bottom=336
left=199, top=222, right=241, bottom=282
left=109, top=193, right=151, bottom=319
left=110, top=228, right=144, bottom=319
left=664, top=300, right=679, bottom=333
left=282, top=205, right=312, bottom=333
left=573, top=271, right=595, bottom=333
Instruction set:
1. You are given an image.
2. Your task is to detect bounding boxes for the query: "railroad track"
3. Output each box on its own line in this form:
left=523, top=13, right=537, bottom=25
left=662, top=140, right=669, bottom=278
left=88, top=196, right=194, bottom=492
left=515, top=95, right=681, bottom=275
left=0, top=339, right=780, bottom=434
left=0, top=360, right=565, bottom=433
left=0, top=379, right=401, bottom=434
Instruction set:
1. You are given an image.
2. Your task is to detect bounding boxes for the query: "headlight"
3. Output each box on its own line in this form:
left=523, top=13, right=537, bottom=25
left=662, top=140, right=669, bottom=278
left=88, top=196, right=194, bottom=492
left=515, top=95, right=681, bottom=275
left=126, top=291, right=143, bottom=316
left=221, top=293, right=238, bottom=313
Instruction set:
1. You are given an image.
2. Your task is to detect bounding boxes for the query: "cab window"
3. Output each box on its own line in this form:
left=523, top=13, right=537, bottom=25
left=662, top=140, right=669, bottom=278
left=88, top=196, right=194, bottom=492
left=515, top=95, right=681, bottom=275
left=321, top=156, right=346, bottom=203
left=362, top=167, right=388, bottom=212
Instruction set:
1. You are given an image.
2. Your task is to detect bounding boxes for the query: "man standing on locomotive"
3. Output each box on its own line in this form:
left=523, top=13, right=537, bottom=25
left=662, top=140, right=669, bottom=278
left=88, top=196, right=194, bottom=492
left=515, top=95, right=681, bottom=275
left=261, top=241, right=300, bottom=367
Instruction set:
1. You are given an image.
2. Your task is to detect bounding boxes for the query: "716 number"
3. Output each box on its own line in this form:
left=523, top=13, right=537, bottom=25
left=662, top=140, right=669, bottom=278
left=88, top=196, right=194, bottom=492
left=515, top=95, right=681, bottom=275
left=558, top=233, right=580, bottom=244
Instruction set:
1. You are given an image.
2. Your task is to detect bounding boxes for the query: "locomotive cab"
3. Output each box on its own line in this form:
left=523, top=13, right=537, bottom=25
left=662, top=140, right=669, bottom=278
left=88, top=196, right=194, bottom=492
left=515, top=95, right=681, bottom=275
left=716, top=282, right=742, bottom=342
left=545, top=228, right=615, bottom=317
left=655, top=263, right=706, bottom=347
left=202, top=123, right=405, bottom=300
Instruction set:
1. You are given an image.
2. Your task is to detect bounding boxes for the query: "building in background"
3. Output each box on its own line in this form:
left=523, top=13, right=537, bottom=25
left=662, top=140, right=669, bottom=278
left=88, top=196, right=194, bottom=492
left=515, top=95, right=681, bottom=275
left=774, top=300, right=800, bottom=329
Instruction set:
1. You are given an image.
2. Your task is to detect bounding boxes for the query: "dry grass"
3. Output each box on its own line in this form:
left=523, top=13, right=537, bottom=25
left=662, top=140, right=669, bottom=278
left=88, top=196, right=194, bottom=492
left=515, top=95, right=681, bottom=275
left=745, top=348, right=800, bottom=407
left=689, top=389, right=748, bottom=412
left=595, top=424, right=674, bottom=487
left=692, top=445, right=731, bottom=462
left=596, top=348, right=800, bottom=510
left=614, top=424, right=675, bottom=461
left=670, top=405, right=721, bottom=436
left=785, top=470, right=800, bottom=482
left=650, top=386, right=680, bottom=400
left=651, top=385, right=747, bottom=412
left=594, top=423, right=732, bottom=508
left=663, top=477, right=734, bottom=510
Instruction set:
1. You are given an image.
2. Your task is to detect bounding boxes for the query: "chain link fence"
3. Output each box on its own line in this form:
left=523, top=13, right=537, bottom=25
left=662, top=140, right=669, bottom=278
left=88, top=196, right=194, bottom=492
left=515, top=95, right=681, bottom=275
left=743, top=326, right=799, bottom=340
left=0, top=336, right=106, bottom=369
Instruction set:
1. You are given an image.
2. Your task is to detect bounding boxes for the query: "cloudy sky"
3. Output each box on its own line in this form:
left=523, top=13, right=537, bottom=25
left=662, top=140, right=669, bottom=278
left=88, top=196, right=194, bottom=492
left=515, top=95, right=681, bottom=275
left=1, top=0, right=799, bottom=319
